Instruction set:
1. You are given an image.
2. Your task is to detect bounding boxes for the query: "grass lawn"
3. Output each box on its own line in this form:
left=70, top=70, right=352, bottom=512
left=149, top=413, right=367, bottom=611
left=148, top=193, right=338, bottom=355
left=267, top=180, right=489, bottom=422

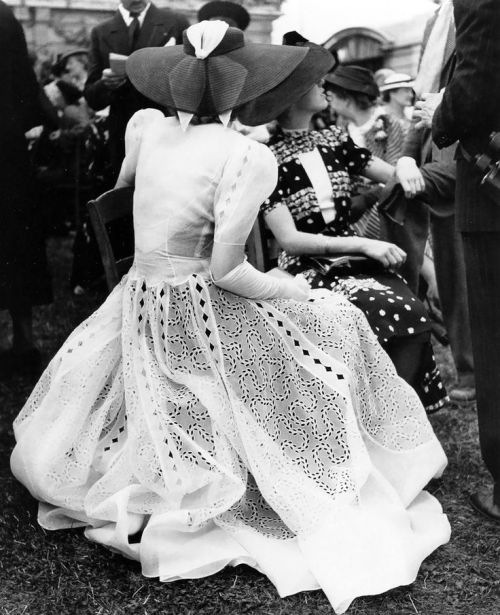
left=1, top=237, right=499, bottom=615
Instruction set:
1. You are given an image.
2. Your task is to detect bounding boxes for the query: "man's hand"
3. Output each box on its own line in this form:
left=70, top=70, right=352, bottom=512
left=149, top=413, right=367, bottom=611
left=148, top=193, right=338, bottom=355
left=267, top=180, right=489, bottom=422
left=395, top=157, right=426, bottom=198
left=413, top=92, right=443, bottom=130
left=101, top=68, right=126, bottom=90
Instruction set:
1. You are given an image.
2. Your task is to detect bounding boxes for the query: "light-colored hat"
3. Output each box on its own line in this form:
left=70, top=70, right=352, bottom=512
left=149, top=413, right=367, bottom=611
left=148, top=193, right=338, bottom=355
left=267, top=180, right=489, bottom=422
left=379, top=72, right=415, bottom=92
left=126, top=21, right=334, bottom=128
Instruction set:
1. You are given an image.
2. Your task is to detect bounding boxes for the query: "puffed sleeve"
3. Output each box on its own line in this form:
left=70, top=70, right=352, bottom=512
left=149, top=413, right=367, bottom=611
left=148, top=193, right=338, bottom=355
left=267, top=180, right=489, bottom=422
left=213, top=139, right=278, bottom=246
left=336, top=129, right=373, bottom=176
left=119, top=108, right=164, bottom=185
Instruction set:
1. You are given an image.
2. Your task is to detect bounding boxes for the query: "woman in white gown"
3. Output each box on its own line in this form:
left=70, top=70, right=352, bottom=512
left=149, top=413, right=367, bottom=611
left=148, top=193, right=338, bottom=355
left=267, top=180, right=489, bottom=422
left=11, top=22, right=450, bottom=614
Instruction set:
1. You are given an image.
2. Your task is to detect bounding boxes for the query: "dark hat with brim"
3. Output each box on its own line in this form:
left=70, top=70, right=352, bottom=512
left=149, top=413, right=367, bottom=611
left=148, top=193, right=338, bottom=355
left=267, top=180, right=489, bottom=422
left=127, top=24, right=334, bottom=124
left=198, top=1, right=250, bottom=31
left=52, top=48, right=88, bottom=75
left=325, top=65, right=379, bottom=98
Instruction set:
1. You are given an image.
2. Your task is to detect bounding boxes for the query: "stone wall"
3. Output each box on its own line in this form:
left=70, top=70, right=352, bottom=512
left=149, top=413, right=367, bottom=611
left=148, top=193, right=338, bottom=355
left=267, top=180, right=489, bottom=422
left=6, top=0, right=282, bottom=59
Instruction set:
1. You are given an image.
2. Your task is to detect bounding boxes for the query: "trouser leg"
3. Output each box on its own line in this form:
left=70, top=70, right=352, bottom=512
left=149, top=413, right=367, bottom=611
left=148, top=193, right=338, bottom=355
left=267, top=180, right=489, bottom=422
left=431, top=214, right=474, bottom=385
left=462, top=232, right=500, bottom=505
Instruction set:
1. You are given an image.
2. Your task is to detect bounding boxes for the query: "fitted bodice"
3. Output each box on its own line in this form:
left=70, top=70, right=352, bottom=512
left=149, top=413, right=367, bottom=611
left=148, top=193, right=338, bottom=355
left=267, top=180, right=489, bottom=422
left=121, top=111, right=277, bottom=284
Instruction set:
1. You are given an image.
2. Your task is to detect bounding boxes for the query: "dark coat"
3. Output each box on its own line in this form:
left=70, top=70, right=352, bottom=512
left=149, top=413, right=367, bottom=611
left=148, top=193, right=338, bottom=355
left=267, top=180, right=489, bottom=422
left=433, top=0, right=500, bottom=231
left=84, top=4, right=189, bottom=175
left=0, top=1, right=51, bottom=309
left=433, top=0, right=500, bottom=155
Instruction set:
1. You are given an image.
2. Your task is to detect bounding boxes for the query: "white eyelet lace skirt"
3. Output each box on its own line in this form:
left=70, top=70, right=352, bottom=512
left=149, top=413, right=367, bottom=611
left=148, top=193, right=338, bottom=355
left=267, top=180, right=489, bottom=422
left=11, top=272, right=450, bottom=614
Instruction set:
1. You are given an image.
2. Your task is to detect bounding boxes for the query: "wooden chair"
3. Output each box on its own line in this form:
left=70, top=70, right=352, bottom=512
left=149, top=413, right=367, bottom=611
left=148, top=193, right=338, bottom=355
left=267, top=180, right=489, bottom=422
left=87, top=186, right=135, bottom=291
left=88, top=186, right=275, bottom=291
left=246, top=213, right=279, bottom=272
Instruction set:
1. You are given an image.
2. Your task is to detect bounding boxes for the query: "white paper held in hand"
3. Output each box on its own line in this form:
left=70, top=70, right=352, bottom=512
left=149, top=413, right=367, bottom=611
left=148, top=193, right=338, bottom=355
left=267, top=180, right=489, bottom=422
left=109, top=52, right=128, bottom=76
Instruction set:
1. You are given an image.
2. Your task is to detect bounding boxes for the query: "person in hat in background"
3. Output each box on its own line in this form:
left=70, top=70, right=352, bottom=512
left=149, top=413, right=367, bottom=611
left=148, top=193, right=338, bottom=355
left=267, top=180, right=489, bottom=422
left=380, top=71, right=442, bottom=330
left=84, top=0, right=189, bottom=181
left=380, top=72, right=415, bottom=136
left=45, top=49, right=92, bottom=131
left=197, top=0, right=250, bottom=30
left=35, top=50, right=94, bottom=237
left=11, top=20, right=450, bottom=613
left=326, top=66, right=404, bottom=169
left=0, top=0, right=52, bottom=374
left=325, top=66, right=405, bottom=246
left=374, top=67, right=395, bottom=90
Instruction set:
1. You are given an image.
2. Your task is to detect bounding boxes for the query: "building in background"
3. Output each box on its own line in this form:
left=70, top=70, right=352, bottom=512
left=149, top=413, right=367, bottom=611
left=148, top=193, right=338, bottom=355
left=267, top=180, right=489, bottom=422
left=7, top=0, right=437, bottom=76
left=273, top=0, right=439, bottom=75
left=6, top=0, right=281, bottom=61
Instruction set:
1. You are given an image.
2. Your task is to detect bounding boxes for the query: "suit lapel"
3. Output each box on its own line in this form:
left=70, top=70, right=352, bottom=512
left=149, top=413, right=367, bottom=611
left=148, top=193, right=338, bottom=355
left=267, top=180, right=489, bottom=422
left=105, top=11, right=130, bottom=56
left=136, top=4, right=169, bottom=49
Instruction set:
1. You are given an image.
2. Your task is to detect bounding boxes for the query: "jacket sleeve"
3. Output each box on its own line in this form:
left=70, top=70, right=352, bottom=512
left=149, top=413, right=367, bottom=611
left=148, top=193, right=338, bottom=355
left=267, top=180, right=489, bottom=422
left=174, top=13, right=190, bottom=43
left=433, top=0, right=500, bottom=149
left=402, top=120, right=425, bottom=163
left=84, top=27, right=113, bottom=111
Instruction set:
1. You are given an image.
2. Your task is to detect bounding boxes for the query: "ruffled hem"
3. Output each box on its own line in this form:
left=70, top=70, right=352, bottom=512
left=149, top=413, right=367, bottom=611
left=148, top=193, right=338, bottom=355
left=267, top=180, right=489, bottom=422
left=11, top=272, right=450, bottom=613
left=33, top=473, right=449, bottom=615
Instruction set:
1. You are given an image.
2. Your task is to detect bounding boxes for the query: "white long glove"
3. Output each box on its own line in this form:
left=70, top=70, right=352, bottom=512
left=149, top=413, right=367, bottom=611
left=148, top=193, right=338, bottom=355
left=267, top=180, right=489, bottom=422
left=212, top=260, right=310, bottom=301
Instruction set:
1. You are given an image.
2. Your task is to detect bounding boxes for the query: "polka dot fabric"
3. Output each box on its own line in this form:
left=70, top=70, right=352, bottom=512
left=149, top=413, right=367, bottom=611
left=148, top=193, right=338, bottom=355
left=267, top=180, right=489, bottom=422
left=263, top=127, right=447, bottom=412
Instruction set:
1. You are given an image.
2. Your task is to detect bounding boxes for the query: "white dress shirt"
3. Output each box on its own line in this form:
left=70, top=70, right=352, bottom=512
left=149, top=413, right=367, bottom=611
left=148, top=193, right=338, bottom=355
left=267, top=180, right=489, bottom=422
left=118, top=2, right=151, bottom=27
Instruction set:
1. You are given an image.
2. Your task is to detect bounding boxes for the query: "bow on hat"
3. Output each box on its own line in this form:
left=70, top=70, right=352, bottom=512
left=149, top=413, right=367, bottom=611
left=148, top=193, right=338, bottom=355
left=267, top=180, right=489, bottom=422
left=173, top=21, right=247, bottom=129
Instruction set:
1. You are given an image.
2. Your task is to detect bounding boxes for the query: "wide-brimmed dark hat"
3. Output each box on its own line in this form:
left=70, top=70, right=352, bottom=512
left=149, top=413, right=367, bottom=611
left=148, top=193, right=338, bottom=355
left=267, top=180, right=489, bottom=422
left=127, top=22, right=335, bottom=125
left=198, top=1, right=250, bottom=30
left=325, top=65, right=379, bottom=98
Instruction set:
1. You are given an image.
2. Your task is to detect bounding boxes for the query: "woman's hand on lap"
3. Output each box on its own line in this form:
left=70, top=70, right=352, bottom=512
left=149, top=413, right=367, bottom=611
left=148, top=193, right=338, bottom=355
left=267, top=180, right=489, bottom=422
left=361, top=240, right=406, bottom=271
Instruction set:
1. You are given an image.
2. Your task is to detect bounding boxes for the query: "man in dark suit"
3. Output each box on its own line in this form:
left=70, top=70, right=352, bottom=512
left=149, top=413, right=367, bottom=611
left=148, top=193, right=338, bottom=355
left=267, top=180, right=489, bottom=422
left=394, top=0, right=475, bottom=403
left=0, top=1, right=52, bottom=374
left=433, top=0, right=500, bottom=522
left=85, top=0, right=189, bottom=179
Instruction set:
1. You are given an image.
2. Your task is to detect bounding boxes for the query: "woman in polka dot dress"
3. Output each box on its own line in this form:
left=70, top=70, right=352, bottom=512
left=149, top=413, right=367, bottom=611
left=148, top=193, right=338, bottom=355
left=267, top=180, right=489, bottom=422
left=263, top=80, right=446, bottom=412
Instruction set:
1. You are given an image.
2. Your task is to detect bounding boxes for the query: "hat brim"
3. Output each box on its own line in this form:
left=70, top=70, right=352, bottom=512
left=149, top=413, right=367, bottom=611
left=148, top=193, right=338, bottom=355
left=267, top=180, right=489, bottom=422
left=379, top=81, right=415, bottom=92
left=324, top=72, right=379, bottom=98
left=237, top=46, right=335, bottom=125
left=127, top=43, right=310, bottom=116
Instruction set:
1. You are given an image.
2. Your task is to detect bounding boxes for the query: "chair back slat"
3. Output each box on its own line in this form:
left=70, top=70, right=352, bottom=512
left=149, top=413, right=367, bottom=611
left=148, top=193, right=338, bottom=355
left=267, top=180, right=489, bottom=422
left=87, top=187, right=135, bottom=292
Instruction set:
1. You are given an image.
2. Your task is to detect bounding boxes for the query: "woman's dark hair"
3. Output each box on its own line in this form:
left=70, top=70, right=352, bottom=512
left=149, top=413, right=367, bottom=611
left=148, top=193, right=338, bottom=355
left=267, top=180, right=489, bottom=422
left=166, top=107, right=239, bottom=125
left=326, top=82, right=377, bottom=111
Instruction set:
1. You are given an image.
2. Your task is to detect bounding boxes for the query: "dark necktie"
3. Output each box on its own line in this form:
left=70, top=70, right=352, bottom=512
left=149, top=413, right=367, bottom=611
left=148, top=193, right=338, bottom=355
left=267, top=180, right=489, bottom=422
left=129, top=11, right=141, bottom=52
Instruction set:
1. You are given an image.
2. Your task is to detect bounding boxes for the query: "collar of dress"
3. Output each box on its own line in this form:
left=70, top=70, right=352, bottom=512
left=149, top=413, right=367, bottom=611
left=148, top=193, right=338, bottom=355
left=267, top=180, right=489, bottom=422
left=276, top=128, right=325, bottom=155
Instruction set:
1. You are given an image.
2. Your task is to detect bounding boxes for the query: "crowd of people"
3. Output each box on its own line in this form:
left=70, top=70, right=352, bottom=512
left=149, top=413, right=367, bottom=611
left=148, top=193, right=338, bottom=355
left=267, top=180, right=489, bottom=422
left=2, top=0, right=500, bottom=613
